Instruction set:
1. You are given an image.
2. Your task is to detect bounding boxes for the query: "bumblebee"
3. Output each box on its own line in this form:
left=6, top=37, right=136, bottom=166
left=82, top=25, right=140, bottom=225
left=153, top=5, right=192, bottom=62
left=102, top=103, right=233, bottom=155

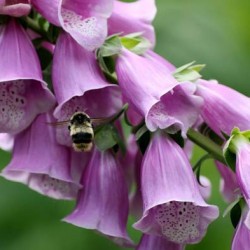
left=48, top=111, right=109, bottom=152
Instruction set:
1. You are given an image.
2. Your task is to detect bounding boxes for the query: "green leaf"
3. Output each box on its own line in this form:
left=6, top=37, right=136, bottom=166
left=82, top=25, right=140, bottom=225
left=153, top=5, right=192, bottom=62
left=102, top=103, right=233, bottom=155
left=94, top=124, right=118, bottom=151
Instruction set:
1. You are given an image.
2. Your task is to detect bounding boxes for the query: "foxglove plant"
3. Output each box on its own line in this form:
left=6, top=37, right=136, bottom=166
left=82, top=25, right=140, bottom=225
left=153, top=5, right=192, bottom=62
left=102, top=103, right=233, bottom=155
left=0, top=1, right=249, bottom=249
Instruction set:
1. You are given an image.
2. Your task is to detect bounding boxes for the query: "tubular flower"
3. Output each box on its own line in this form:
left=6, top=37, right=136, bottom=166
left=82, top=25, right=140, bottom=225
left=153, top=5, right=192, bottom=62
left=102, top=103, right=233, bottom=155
left=0, top=19, right=55, bottom=134
left=137, top=234, right=185, bottom=250
left=0, top=0, right=31, bottom=17
left=64, top=148, right=133, bottom=246
left=52, top=32, right=122, bottom=147
left=116, top=48, right=202, bottom=137
left=31, top=0, right=114, bottom=51
left=1, top=113, right=80, bottom=200
left=195, top=79, right=250, bottom=137
left=215, top=161, right=239, bottom=203
left=108, top=0, right=156, bottom=46
left=232, top=208, right=250, bottom=250
left=133, top=133, right=219, bottom=244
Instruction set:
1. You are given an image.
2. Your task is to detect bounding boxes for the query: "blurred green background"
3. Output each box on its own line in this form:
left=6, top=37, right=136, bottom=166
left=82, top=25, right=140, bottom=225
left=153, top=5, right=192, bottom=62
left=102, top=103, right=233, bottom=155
left=1, top=0, right=250, bottom=249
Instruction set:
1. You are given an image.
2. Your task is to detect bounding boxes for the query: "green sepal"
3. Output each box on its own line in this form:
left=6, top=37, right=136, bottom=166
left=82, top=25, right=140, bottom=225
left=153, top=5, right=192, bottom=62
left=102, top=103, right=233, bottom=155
left=119, top=32, right=152, bottom=55
left=223, top=127, right=248, bottom=172
left=96, top=35, right=122, bottom=75
left=94, top=124, right=123, bottom=151
left=173, top=61, right=205, bottom=82
left=135, top=125, right=148, bottom=141
left=97, top=34, right=122, bottom=58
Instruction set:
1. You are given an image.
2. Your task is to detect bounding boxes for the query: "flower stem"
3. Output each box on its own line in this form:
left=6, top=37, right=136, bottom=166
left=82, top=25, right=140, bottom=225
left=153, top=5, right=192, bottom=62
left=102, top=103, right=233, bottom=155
left=21, top=16, right=51, bottom=42
left=187, top=128, right=226, bottom=164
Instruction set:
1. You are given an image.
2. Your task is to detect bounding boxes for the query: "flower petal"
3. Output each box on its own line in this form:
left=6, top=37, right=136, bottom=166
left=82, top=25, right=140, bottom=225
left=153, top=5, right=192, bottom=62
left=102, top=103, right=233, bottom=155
left=64, top=148, right=133, bottom=246
left=116, top=49, right=178, bottom=123
left=232, top=209, right=250, bottom=250
left=195, top=79, right=250, bottom=136
left=108, top=0, right=156, bottom=46
left=133, top=133, right=219, bottom=244
left=1, top=113, right=80, bottom=200
left=0, top=1, right=31, bottom=17
left=52, top=32, right=122, bottom=146
left=58, top=0, right=113, bottom=50
left=137, top=234, right=185, bottom=250
left=0, top=133, right=14, bottom=151
left=31, top=0, right=61, bottom=26
left=0, top=19, right=55, bottom=134
left=215, top=161, right=239, bottom=203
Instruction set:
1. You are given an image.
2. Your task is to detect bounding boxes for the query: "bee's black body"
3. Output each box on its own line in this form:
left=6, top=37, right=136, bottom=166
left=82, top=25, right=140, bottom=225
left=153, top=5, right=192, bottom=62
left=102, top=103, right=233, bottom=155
left=69, top=112, right=94, bottom=152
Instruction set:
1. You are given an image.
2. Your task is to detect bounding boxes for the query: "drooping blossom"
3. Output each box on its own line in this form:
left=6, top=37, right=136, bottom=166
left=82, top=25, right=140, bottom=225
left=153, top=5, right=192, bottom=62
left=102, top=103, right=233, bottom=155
left=232, top=208, right=250, bottom=250
left=52, top=32, right=122, bottom=147
left=0, top=0, right=31, bottom=17
left=116, top=48, right=202, bottom=137
left=64, top=148, right=133, bottom=246
left=1, top=113, right=80, bottom=200
left=108, top=0, right=156, bottom=46
left=195, top=79, right=250, bottom=137
left=215, top=161, right=239, bottom=203
left=137, top=234, right=185, bottom=250
left=119, top=134, right=143, bottom=219
left=31, top=0, right=114, bottom=51
left=0, top=19, right=55, bottom=134
left=133, top=133, right=219, bottom=244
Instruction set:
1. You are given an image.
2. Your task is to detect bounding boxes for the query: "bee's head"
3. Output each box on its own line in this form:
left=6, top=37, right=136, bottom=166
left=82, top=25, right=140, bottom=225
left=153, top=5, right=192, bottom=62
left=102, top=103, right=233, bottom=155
left=70, top=112, right=91, bottom=126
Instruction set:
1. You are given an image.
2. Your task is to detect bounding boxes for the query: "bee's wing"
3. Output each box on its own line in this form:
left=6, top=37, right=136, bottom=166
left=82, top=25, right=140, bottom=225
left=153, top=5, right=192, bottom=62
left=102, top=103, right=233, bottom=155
left=90, top=117, right=112, bottom=125
left=46, top=120, right=70, bottom=127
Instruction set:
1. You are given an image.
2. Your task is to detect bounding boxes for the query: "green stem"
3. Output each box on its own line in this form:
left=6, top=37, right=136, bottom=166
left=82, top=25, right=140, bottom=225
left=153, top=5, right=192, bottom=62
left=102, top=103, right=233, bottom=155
left=22, top=16, right=51, bottom=42
left=187, top=128, right=226, bottom=164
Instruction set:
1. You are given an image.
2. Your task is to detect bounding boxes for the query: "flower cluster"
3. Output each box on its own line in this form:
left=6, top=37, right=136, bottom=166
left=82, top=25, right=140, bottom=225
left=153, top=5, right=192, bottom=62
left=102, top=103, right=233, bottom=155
left=0, top=1, right=250, bottom=249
